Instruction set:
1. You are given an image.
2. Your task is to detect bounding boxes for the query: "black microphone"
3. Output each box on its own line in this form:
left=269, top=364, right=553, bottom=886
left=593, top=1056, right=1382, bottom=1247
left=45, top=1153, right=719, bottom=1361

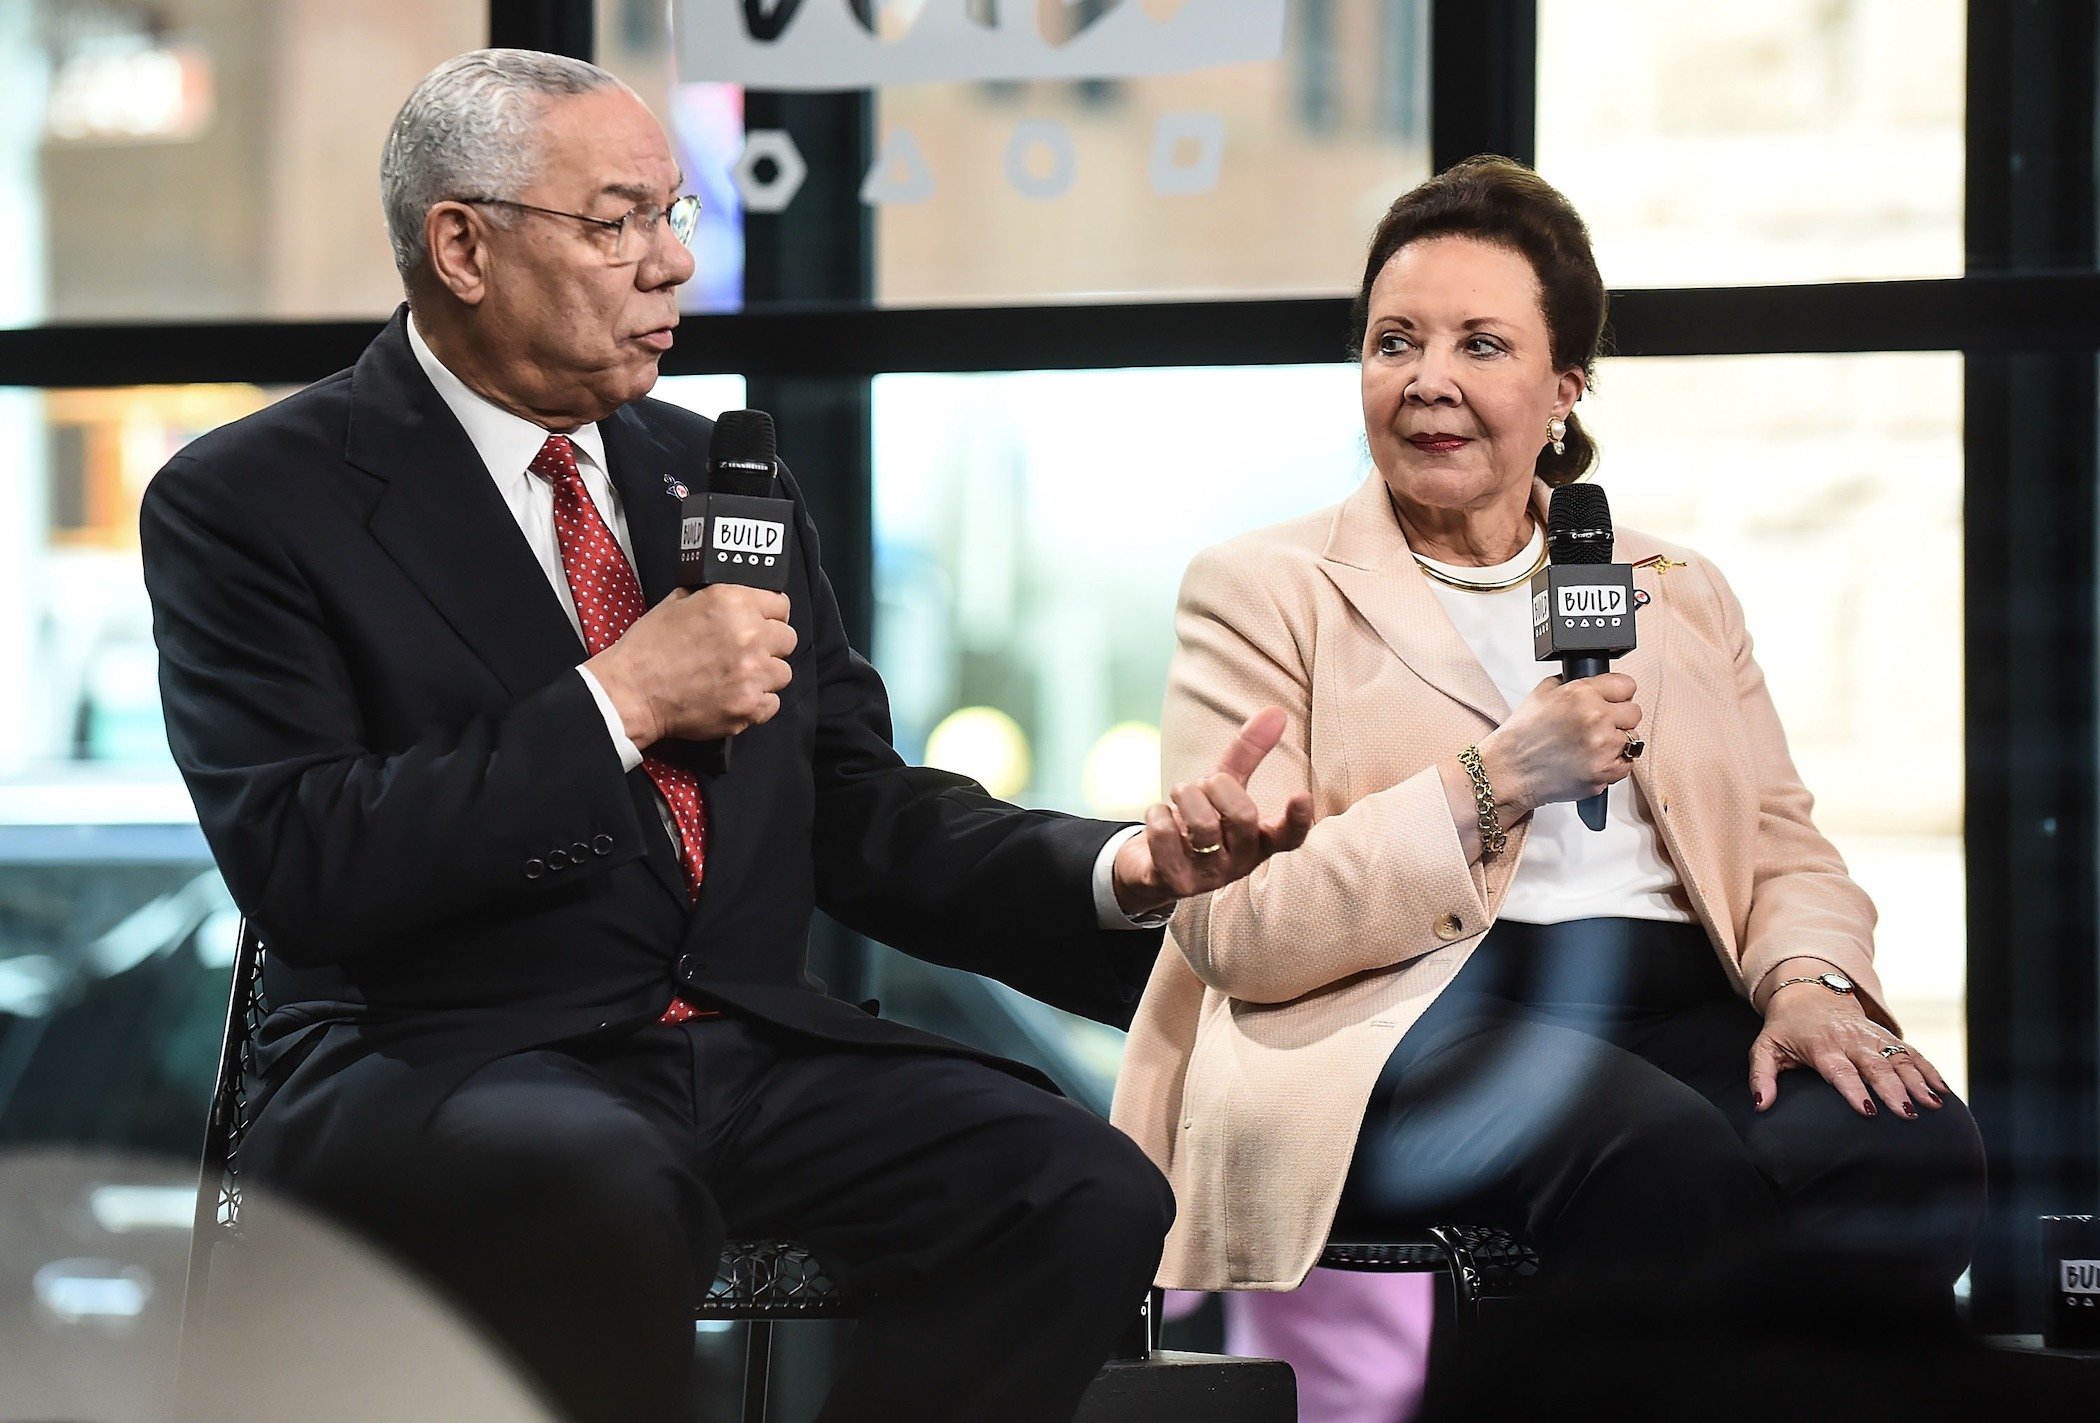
left=680, top=410, right=792, bottom=593
left=676, top=410, right=795, bottom=774
left=1530, top=483, right=1638, bottom=831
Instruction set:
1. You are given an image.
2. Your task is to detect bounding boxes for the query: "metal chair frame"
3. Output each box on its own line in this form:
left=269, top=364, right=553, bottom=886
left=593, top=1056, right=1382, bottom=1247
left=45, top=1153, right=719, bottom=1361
left=179, top=921, right=1538, bottom=1422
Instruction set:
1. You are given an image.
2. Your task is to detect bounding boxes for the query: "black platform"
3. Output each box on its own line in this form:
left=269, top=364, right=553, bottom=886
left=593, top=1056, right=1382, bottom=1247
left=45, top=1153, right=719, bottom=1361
left=1075, top=1350, right=1295, bottom=1422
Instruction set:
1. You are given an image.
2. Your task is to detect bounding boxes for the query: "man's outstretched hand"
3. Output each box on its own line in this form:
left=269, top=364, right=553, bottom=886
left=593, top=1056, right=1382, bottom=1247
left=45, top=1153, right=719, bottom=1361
left=1112, top=707, right=1315, bottom=920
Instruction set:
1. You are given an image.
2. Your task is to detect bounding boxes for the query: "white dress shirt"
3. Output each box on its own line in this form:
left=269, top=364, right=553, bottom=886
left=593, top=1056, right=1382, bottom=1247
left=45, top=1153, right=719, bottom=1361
left=1416, top=528, right=1696, bottom=925
left=405, top=315, right=1157, bottom=931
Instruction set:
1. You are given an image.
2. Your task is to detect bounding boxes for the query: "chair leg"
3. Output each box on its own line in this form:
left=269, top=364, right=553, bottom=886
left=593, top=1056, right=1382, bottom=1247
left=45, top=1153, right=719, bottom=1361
left=742, top=1319, right=773, bottom=1423
left=1111, top=1285, right=1162, bottom=1360
left=1426, top=1226, right=1482, bottom=1331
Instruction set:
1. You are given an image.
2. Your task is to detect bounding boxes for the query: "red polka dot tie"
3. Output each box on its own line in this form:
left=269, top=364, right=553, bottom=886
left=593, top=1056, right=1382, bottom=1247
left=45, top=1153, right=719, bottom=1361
left=530, top=434, right=711, bottom=1025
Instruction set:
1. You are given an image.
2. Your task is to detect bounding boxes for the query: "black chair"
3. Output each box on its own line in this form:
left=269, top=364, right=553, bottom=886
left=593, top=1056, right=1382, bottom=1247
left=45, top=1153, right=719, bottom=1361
left=176, top=920, right=846, bottom=1423
left=1317, top=1228, right=1541, bottom=1328
left=1128, top=1230, right=1542, bottom=1362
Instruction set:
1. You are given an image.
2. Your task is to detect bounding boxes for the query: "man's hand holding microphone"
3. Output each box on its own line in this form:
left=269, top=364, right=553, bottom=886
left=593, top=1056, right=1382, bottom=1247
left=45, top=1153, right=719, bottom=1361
left=588, top=410, right=798, bottom=758
left=585, top=583, right=795, bottom=747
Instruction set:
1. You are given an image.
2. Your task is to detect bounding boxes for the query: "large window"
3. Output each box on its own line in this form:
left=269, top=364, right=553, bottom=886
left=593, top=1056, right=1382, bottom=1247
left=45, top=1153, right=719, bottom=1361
left=3, top=0, right=485, bottom=324
left=870, top=0, right=1430, bottom=305
left=602, top=0, right=1431, bottom=309
left=1590, top=351, right=1967, bottom=1082
left=0, top=384, right=272, bottom=802
left=1536, top=0, right=1965, bottom=287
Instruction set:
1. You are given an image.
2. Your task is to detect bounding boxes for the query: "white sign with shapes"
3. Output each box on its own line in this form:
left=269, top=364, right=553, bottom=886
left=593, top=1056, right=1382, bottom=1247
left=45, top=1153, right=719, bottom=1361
left=676, top=0, right=1287, bottom=90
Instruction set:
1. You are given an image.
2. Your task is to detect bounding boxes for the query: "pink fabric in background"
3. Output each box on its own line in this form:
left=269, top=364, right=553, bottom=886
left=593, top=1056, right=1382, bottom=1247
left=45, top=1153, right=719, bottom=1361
left=1222, top=1271, right=1436, bottom=1423
left=1159, top=1288, right=1212, bottom=1323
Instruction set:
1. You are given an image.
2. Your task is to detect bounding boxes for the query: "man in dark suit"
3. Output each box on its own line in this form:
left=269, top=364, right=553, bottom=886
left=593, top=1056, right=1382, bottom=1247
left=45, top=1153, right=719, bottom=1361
left=142, top=48, right=1312, bottom=1423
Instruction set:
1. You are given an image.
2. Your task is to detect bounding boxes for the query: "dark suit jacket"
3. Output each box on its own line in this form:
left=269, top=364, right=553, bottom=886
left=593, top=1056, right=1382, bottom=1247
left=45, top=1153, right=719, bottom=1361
left=140, top=309, right=1159, bottom=1166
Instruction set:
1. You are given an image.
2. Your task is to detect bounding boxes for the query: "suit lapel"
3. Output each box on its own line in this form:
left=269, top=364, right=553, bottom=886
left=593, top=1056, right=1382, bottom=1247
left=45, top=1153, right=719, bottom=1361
left=348, top=310, right=587, bottom=699
left=1318, top=474, right=1509, bottom=727
left=603, top=402, right=710, bottom=909
left=601, top=404, right=685, bottom=607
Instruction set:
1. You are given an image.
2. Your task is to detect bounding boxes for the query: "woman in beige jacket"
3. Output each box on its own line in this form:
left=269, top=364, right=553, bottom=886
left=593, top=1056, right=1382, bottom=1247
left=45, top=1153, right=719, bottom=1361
left=1111, top=158, right=1984, bottom=1317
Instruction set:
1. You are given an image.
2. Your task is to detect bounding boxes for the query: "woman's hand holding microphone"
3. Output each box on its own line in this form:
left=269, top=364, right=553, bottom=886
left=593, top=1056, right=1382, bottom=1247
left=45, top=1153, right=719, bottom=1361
left=1479, top=673, right=1645, bottom=813
left=1440, top=673, right=1644, bottom=858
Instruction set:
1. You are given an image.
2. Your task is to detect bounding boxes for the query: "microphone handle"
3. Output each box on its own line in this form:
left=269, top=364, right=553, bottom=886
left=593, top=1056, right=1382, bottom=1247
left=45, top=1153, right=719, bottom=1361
left=1562, top=655, right=1612, bottom=831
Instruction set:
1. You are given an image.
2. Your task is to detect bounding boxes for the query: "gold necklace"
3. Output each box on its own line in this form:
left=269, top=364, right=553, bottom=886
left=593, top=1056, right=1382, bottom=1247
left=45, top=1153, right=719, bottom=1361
left=1412, top=532, right=1547, bottom=594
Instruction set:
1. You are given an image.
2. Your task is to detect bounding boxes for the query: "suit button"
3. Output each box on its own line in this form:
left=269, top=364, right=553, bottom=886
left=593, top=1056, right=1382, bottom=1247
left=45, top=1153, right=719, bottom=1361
left=677, top=954, right=705, bottom=978
left=1434, top=913, right=1465, bottom=941
left=592, top=834, right=614, bottom=856
left=524, top=859, right=544, bottom=880
left=546, top=848, right=569, bottom=870
left=571, top=841, right=589, bottom=861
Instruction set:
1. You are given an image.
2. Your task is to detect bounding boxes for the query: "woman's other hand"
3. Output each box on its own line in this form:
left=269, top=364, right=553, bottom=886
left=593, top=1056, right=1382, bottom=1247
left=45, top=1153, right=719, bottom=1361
left=1749, top=984, right=1950, bottom=1119
left=1478, top=673, right=1642, bottom=814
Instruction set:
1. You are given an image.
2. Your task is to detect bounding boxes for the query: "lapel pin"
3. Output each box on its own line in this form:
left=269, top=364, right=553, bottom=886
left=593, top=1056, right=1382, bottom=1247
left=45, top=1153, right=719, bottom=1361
left=1631, top=554, right=1684, bottom=577
left=664, top=475, right=690, bottom=500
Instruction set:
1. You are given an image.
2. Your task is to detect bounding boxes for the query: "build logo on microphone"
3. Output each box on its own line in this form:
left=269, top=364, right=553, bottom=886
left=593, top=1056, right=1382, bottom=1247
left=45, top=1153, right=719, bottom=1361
left=712, top=515, right=786, bottom=568
left=1557, top=585, right=1628, bottom=621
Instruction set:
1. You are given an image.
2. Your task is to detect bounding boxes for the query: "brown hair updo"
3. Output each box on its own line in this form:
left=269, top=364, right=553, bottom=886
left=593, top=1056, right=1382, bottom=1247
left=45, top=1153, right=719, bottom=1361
left=1349, top=155, right=1608, bottom=487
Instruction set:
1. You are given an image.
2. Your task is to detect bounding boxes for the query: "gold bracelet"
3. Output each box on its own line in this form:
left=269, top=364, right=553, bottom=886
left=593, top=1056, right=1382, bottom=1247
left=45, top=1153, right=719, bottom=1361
left=1457, top=746, right=1507, bottom=857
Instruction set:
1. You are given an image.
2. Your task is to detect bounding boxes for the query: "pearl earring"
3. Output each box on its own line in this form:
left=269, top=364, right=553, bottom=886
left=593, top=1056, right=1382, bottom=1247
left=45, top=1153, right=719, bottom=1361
left=1548, top=415, right=1568, bottom=457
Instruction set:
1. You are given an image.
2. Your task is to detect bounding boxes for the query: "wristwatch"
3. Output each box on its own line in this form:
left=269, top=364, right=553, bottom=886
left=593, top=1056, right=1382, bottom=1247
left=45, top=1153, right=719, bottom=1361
left=1771, top=970, right=1854, bottom=997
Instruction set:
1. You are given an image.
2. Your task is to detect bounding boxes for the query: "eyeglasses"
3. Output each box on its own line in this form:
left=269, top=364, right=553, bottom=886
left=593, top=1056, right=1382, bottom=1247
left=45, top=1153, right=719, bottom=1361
left=456, top=193, right=701, bottom=264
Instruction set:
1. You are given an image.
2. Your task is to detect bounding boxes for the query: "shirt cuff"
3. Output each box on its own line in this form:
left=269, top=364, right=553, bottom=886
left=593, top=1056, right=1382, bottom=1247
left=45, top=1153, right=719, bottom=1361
left=1093, top=825, right=1172, bottom=931
left=577, top=667, right=644, bottom=773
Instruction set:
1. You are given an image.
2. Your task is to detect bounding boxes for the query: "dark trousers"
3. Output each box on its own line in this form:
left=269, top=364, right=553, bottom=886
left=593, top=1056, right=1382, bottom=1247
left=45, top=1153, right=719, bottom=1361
left=1333, top=919, right=1987, bottom=1315
left=252, top=1017, right=1173, bottom=1423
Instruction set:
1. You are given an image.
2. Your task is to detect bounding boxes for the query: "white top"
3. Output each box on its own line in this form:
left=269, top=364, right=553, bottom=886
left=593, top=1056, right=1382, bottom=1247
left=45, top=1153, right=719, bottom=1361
left=405, top=315, right=1153, bottom=930
left=1416, top=528, right=1695, bottom=925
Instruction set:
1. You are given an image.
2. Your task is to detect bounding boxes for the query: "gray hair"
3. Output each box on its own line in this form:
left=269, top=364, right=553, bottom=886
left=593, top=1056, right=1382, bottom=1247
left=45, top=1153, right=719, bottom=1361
left=380, top=48, right=627, bottom=280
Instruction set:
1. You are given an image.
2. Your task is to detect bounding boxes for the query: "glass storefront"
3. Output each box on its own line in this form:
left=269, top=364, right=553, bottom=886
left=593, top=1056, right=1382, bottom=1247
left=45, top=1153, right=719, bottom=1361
left=1584, top=351, right=1967, bottom=1084
left=15, top=0, right=2098, bottom=1369
left=602, top=0, right=1431, bottom=309
left=2, top=0, right=485, bottom=325
left=1537, top=0, right=1965, bottom=287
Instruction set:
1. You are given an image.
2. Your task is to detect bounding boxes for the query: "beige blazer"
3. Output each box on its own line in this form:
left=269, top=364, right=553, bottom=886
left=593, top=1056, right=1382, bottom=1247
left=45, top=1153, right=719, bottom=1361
left=1110, top=474, right=1891, bottom=1292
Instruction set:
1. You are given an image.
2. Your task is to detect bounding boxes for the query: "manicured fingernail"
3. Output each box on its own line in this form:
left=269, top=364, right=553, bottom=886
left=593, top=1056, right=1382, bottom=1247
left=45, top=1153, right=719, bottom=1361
left=1926, top=1089, right=1943, bottom=1105
left=1863, top=1100, right=1877, bottom=1116
left=1752, top=1091, right=1764, bottom=1107
left=1902, top=1102, right=1918, bottom=1119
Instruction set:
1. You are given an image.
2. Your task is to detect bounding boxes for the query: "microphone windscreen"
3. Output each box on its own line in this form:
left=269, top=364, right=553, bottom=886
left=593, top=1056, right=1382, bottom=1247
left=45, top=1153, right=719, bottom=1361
left=710, top=409, right=777, bottom=466
left=1547, top=483, right=1614, bottom=565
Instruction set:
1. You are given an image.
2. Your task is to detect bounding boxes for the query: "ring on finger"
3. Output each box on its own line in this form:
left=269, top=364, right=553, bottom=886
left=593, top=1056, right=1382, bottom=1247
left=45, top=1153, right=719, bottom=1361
left=1620, top=730, right=1646, bottom=761
left=1186, top=839, right=1224, bottom=856
left=1877, top=1042, right=1911, bottom=1059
